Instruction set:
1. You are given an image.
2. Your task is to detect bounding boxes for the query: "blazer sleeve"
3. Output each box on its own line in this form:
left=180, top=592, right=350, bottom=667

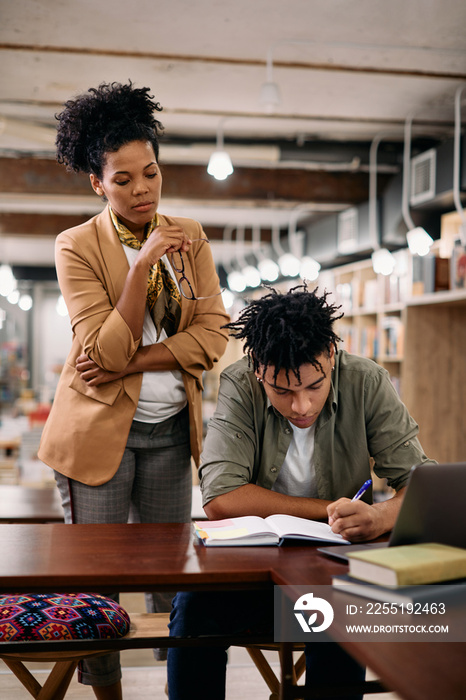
left=162, top=222, right=230, bottom=385
left=55, top=228, right=139, bottom=372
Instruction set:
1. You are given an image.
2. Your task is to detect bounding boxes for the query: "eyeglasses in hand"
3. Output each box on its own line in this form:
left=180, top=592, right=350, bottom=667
left=170, top=238, right=225, bottom=301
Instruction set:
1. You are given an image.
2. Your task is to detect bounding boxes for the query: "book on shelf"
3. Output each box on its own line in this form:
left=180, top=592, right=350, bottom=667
left=435, top=257, right=450, bottom=292
left=335, top=283, right=353, bottom=312
left=193, top=514, right=350, bottom=547
left=392, top=249, right=411, bottom=303
left=332, top=573, right=466, bottom=606
left=381, top=316, right=404, bottom=357
left=362, top=279, right=378, bottom=309
left=387, top=274, right=401, bottom=305
left=410, top=254, right=450, bottom=296
left=360, top=325, right=378, bottom=359
left=450, top=239, right=466, bottom=290
left=346, top=543, right=466, bottom=586
left=411, top=255, right=436, bottom=296
left=339, top=325, right=357, bottom=354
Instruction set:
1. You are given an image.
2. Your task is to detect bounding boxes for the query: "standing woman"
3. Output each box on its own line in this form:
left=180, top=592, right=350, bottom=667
left=38, top=82, right=229, bottom=699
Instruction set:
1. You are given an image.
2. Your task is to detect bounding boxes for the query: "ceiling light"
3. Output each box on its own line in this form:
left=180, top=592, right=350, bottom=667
left=242, top=265, right=261, bottom=288
left=257, top=258, right=279, bottom=282
left=453, top=85, right=466, bottom=245
left=0, top=264, right=16, bottom=297
left=278, top=253, right=301, bottom=277
left=407, top=227, right=434, bottom=256
left=56, top=295, right=68, bottom=317
left=227, top=270, right=246, bottom=293
left=369, top=130, right=403, bottom=275
left=259, top=44, right=282, bottom=114
left=18, top=293, right=33, bottom=311
left=401, top=113, right=434, bottom=256
left=259, top=81, right=281, bottom=114
left=207, top=119, right=234, bottom=180
left=7, top=289, right=20, bottom=305
left=300, top=256, right=321, bottom=281
left=207, top=150, right=234, bottom=180
left=371, top=248, right=396, bottom=275
left=221, top=289, right=235, bottom=309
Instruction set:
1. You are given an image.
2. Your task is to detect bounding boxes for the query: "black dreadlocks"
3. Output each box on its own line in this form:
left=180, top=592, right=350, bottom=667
left=224, top=285, right=343, bottom=381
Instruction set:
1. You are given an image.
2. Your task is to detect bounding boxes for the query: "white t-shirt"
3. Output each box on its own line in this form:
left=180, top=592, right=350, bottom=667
left=121, top=245, right=187, bottom=423
left=271, top=422, right=318, bottom=497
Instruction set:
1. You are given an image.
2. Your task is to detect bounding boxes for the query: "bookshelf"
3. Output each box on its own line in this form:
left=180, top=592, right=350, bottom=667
left=402, top=292, right=466, bottom=464
left=319, top=248, right=466, bottom=465
left=318, top=252, right=409, bottom=397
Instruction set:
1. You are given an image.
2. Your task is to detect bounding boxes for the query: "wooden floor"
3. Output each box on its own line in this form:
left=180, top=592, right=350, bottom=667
left=0, top=593, right=402, bottom=699
left=0, top=655, right=403, bottom=700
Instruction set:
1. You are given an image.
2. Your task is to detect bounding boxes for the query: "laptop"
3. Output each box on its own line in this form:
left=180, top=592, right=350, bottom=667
left=317, top=462, right=466, bottom=562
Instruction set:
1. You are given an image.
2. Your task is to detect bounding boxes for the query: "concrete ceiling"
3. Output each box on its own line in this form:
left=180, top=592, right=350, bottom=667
left=1, top=0, right=466, bottom=269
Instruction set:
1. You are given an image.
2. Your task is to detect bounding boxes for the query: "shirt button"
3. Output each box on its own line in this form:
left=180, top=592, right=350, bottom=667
left=235, top=432, right=242, bottom=439
left=270, top=467, right=277, bottom=473
left=284, top=427, right=291, bottom=435
left=403, top=441, right=410, bottom=447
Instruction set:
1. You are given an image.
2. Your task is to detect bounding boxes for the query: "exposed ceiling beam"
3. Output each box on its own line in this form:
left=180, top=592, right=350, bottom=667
left=0, top=212, right=95, bottom=238
left=0, top=212, right=274, bottom=242
left=0, top=157, right=387, bottom=205
left=2, top=43, right=466, bottom=81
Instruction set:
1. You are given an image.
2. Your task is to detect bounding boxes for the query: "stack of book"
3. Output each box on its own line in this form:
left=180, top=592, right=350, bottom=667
left=332, top=542, right=466, bottom=605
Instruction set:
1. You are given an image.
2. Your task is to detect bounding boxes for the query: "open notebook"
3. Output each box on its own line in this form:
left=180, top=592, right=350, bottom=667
left=194, top=513, right=350, bottom=546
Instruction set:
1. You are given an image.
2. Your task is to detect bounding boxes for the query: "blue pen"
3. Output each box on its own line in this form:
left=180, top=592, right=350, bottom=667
left=352, top=479, right=372, bottom=501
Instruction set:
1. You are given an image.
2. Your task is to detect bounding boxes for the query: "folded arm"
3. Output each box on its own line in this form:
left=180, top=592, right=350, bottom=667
left=204, top=483, right=331, bottom=521
left=58, top=218, right=228, bottom=379
left=75, top=344, right=180, bottom=385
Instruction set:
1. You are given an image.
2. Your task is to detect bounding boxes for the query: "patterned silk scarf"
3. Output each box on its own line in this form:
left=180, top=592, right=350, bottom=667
left=110, top=207, right=182, bottom=338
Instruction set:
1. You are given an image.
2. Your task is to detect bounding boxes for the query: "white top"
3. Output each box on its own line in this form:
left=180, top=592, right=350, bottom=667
left=271, top=422, right=318, bottom=497
left=121, top=245, right=187, bottom=423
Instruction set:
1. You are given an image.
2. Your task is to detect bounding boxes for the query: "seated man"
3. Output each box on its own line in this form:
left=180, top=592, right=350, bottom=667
left=167, top=286, right=433, bottom=700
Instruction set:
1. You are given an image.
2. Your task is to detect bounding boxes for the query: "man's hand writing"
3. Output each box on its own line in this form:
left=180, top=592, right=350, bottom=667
left=327, top=498, right=384, bottom=542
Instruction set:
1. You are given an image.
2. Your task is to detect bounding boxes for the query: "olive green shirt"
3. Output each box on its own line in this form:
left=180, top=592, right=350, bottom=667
left=200, top=350, right=433, bottom=506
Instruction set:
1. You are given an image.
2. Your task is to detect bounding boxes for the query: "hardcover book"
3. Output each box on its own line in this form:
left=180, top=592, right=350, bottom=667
left=347, top=543, right=466, bottom=586
left=332, top=573, right=466, bottom=606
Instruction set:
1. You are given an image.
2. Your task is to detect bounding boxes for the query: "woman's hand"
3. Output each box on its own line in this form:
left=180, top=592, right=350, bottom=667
left=138, top=224, right=191, bottom=268
left=75, top=354, right=124, bottom=386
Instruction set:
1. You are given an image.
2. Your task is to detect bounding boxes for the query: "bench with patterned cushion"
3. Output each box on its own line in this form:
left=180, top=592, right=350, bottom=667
left=0, top=592, right=130, bottom=642
left=0, top=593, right=131, bottom=700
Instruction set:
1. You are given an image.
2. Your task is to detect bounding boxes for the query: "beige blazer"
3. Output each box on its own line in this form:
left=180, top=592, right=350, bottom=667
left=38, top=208, right=229, bottom=485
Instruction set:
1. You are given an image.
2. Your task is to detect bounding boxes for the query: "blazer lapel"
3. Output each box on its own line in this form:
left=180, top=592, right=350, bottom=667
left=95, top=206, right=130, bottom=306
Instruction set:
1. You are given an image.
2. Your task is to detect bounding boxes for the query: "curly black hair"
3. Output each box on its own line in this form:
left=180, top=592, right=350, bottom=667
left=224, top=285, right=343, bottom=381
left=55, top=81, right=164, bottom=178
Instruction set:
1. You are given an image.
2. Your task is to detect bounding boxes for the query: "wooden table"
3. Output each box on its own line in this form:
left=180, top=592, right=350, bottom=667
left=0, top=523, right=464, bottom=700
left=274, top=560, right=466, bottom=700
left=0, top=522, right=343, bottom=594
left=0, top=485, right=64, bottom=523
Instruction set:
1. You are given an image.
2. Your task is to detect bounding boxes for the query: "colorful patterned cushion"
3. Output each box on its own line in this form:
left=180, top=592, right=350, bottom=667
left=0, top=593, right=130, bottom=642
